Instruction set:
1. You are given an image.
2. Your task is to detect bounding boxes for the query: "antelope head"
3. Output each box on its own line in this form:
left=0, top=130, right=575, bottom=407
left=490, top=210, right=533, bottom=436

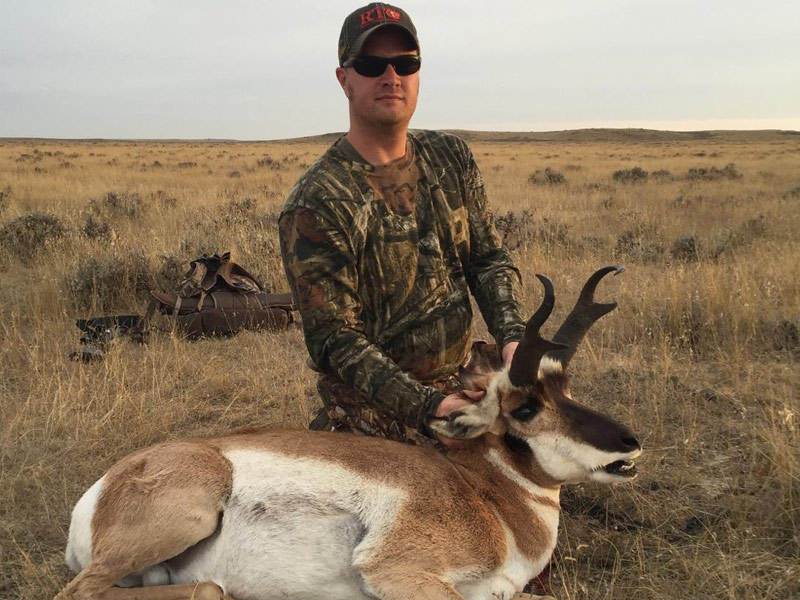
left=429, top=266, right=641, bottom=485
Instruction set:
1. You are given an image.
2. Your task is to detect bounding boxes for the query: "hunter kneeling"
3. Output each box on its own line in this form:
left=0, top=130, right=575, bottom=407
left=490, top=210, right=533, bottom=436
left=279, top=3, right=526, bottom=447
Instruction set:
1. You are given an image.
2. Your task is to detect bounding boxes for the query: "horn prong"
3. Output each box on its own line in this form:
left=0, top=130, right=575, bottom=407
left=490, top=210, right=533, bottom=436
left=548, top=265, right=624, bottom=369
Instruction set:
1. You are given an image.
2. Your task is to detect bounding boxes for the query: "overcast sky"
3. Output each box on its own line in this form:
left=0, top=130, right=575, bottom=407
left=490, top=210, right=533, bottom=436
left=2, top=0, right=799, bottom=139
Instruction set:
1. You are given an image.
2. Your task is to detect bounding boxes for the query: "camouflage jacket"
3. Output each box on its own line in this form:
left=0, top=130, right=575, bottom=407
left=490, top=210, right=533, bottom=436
left=279, top=130, right=526, bottom=435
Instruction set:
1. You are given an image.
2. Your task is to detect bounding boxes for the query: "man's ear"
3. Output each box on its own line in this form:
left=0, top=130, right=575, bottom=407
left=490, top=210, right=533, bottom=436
left=335, top=67, right=350, bottom=98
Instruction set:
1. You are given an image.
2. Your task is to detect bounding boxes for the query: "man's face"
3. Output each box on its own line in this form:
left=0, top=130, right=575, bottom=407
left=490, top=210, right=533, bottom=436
left=336, top=27, right=420, bottom=130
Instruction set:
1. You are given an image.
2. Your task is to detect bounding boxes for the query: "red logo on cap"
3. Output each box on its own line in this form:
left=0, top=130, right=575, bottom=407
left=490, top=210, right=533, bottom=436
left=360, top=6, right=402, bottom=27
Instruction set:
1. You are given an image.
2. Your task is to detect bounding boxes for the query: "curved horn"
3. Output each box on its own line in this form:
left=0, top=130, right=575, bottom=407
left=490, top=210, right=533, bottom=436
left=508, top=274, right=567, bottom=387
left=547, top=265, right=624, bottom=369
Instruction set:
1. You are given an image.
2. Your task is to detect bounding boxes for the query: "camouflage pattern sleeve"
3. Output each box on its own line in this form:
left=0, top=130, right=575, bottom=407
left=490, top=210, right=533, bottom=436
left=279, top=203, right=445, bottom=434
left=457, top=140, right=527, bottom=349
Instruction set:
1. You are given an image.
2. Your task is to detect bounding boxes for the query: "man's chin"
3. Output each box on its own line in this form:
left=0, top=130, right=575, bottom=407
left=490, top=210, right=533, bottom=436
left=369, top=103, right=409, bottom=121
left=372, top=114, right=410, bottom=129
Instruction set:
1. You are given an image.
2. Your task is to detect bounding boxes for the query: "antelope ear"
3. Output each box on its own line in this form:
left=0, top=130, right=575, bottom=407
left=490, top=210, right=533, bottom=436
left=426, top=395, right=500, bottom=440
left=459, top=371, right=492, bottom=393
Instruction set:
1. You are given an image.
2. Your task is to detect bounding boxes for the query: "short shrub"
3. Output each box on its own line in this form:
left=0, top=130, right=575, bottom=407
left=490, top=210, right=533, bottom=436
left=686, top=163, right=742, bottom=181
left=153, top=254, right=187, bottom=291
left=0, top=186, right=10, bottom=213
left=495, top=210, right=568, bottom=251
left=584, top=183, right=616, bottom=194
left=614, top=230, right=663, bottom=262
left=741, top=214, right=767, bottom=238
left=770, top=319, right=799, bottom=352
left=64, top=251, right=153, bottom=312
left=527, top=168, right=566, bottom=185
left=669, top=195, right=693, bottom=209
left=153, top=190, right=178, bottom=209
left=82, top=215, right=112, bottom=240
left=708, top=217, right=765, bottom=258
left=612, top=167, right=648, bottom=183
left=710, top=229, right=743, bottom=258
left=599, top=197, right=615, bottom=209
left=87, top=191, right=144, bottom=220
left=223, top=197, right=259, bottom=226
left=0, top=212, right=67, bottom=261
left=495, top=210, right=535, bottom=250
left=256, top=156, right=281, bottom=170
left=670, top=234, right=701, bottom=262
left=783, top=186, right=800, bottom=200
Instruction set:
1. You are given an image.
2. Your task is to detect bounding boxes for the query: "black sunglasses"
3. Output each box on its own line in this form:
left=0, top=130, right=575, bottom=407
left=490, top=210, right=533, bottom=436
left=343, top=55, right=421, bottom=77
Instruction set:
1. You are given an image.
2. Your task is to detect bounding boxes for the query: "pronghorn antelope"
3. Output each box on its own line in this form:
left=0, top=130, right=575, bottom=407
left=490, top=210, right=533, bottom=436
left=57, top=266, right=641, bottom=600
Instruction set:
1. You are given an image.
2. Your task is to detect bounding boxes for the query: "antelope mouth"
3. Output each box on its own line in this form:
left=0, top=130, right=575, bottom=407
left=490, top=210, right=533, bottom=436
left=603, top=460, right=637, bottom=478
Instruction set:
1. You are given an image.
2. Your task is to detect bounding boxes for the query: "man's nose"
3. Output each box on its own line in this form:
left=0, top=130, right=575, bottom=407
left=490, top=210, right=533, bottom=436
left=380, top=64, right=401, bottom=85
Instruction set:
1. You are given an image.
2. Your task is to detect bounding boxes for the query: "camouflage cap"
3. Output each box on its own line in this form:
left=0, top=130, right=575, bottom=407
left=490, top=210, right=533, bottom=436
left=338, top=3, right=420, bottom=66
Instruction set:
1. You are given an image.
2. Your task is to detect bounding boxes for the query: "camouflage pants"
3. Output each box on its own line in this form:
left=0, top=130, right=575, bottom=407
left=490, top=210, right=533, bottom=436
left=312, top=341, right=502, bottom=448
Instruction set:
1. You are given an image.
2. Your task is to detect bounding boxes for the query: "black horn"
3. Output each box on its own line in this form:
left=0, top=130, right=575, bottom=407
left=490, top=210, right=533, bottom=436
left=508, top=275, right=567, bottom=387
left=547, top=265, right=624, bottom=369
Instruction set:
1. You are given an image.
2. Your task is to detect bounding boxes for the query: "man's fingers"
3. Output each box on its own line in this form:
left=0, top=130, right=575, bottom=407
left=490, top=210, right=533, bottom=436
left=461, top=389, right=486, bottom=402
left=502, top=341, right=519, bottom=367
left=434, top=390, right=485, bottom=419
left=435, top=393, right=471, bottom=417
left=433, top=389, right=486, bottom=427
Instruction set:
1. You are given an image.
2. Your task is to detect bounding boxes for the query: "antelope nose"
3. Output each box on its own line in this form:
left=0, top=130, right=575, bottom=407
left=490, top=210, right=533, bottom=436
left=621, top=434, right=640, bottom=451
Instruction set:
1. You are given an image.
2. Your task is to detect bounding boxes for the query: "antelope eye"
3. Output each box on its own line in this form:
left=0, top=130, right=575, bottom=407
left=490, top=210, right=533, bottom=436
left=510, top=403, right=540, bottom=422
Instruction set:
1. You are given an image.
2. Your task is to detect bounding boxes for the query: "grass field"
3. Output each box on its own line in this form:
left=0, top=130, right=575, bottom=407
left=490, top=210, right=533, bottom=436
left=1, top=130, right=798, bottom=599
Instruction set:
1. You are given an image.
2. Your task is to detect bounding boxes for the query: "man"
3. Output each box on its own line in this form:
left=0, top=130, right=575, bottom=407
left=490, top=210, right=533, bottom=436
left=279, top=3, right=526, bottom=447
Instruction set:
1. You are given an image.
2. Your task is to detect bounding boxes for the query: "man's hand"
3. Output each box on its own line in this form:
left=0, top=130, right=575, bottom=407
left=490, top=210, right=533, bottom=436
left=434, top=389, right=485, bottom=448
left=502, top=341, right=519, bottom=367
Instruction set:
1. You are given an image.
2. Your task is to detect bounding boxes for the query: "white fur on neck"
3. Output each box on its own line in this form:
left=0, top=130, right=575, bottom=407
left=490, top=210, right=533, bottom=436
left=485, top=448, right=559, bottom=504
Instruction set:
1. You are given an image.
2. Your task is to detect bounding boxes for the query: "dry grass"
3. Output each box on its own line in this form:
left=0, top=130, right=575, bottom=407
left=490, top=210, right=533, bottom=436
left=1, top=134, right=798, bottom=599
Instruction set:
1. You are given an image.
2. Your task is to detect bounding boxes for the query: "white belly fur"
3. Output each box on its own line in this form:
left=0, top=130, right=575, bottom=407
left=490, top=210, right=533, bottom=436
left=165, top=449, right=408, bottom=600
left=66, top=475, right=105, bottom=573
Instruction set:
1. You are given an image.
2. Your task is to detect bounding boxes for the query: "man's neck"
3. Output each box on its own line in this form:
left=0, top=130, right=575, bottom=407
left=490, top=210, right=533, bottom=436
left=345, top=123, right=408, bottom=166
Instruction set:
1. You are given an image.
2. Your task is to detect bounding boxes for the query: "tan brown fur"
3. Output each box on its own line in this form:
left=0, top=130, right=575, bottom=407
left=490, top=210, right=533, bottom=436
left=59, top=442, right=232, bottom=600
left=540, top=374, right=571, bottom=401
left=499, top=388, right=529, bottom=414
left=449, top=438, right=558, bottom=558
left=359, top=570, right=468, bottom=600
left=503, top=377, right=583, bottom=446
left=60, top=427, right=551, bottom=600
left=219, top=429, right=556, bottom=571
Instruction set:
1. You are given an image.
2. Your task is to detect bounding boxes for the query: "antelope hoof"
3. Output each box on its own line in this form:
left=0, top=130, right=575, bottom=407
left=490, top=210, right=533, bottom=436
left=192, top=582, right=229, bottom=600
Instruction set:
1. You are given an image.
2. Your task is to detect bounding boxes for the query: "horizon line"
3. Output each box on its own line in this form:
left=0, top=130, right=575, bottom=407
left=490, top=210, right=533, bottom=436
left=2, top=126, right=799, bottom=144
